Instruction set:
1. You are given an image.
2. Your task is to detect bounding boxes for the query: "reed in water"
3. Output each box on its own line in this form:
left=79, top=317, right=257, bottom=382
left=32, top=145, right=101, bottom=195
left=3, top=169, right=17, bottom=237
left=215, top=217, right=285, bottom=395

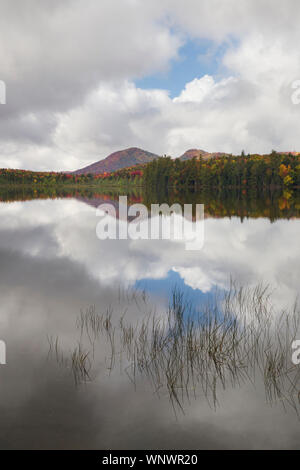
left=48, top=282, right=300, bottom=415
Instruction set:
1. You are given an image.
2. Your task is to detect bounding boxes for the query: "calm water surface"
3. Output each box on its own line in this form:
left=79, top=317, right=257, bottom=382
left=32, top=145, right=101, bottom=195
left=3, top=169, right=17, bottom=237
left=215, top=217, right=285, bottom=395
left=0, top=188, right=299, bottom=449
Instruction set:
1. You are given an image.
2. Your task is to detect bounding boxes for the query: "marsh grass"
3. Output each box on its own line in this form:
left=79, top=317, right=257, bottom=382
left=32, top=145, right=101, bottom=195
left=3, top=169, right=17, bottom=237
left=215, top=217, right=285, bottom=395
left=48, top=282, right=300, bottom=415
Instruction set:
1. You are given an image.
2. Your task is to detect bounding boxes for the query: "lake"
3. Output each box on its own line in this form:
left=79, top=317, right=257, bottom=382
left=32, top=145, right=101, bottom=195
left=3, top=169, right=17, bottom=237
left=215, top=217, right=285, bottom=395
left=0, top=187, right=299, bottom=449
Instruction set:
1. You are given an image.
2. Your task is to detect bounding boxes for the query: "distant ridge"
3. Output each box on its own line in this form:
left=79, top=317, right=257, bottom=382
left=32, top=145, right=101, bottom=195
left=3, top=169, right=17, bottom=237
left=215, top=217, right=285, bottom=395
left=179, top=149, right=231, bottom=161
left=74, top=147, right=159, bottom=175
left=179, top=149, right=208, bottom=160
left=73, top=147, right=300, bottom=175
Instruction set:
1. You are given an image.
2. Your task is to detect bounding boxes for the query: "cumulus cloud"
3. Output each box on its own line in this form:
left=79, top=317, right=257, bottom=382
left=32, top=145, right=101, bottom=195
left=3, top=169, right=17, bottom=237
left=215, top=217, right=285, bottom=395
left=0, top=0, right=179, bottom=112
left=173, top=75, right=238, bottom=104
left=0, top=0, right=300, bottom=169
left=0, top=0, right=180, bottom=169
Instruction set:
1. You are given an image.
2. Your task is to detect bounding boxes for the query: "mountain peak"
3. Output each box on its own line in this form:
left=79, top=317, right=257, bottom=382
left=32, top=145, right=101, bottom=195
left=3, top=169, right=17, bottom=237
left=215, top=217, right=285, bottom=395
left=179, top=149, right=208, bottom=161
left=179, top=149, right=230, bottom=161
left=74, top=147, right=159, bottom=175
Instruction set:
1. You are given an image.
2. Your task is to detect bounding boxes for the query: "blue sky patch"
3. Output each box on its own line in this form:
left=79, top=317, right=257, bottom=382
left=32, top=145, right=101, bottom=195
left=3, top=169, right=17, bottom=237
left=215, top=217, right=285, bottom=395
left=135, top=38, right=230, bottom=98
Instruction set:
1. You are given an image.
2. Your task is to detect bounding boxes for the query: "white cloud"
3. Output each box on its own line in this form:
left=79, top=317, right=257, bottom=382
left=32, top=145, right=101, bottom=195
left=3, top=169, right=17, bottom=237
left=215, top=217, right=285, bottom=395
left=1, top=1, right=300, bottom=169
left=173, top=75, right=238, bottom=103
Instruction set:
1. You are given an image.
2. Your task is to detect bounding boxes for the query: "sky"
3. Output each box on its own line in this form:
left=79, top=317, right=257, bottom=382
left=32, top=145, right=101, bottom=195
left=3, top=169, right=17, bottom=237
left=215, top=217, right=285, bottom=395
left=0, top=0, right=300, bottom=171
